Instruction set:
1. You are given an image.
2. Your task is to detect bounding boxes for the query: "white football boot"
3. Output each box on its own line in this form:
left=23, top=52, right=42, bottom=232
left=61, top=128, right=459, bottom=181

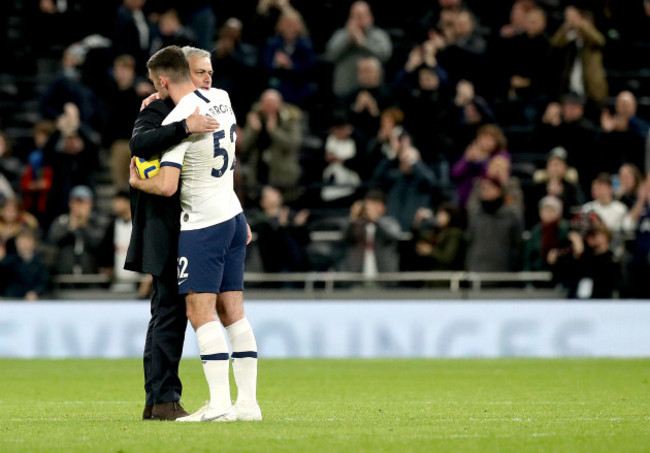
left=176, top=403, right=236, bottom=422
left=233, top=402, right=262, bottom=421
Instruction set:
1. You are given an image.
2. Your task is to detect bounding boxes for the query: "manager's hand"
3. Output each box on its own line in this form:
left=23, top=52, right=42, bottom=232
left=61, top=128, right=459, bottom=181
left=185, top=107, right=220, bottom=134
left=140, top=93, right=160, bottom=111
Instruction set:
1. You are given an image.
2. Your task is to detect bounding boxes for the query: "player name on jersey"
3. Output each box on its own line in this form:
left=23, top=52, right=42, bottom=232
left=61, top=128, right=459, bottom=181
left=206, top=103, right=234, bottom=118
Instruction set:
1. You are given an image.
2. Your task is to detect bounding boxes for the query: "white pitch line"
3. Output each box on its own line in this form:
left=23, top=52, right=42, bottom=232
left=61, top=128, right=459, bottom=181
left=5, top=416, right=648, bottom=423
left=442, top=401, right=588, bottom=405
left=466, top=417, right=641, bottom=422
left=4, top=401, right=136, bottom=405
left=280, top=416, right=647, bottom=423
left=6, top=418, right=142, bottom=422
left=59, top=401, right=134, bottom=404
left=432, top=433, right=556, bottom=440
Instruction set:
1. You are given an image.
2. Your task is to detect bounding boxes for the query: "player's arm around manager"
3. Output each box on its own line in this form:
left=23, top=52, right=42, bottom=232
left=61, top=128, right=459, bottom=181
left=129, top=154, right=180, bottom=197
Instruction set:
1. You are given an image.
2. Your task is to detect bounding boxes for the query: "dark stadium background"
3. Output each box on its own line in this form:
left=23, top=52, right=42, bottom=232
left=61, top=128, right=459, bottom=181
left=0, top=0, right=649, bottom=301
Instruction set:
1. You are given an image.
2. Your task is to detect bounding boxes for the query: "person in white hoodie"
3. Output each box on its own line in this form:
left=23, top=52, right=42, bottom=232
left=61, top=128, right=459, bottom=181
left=581, top=172, right=634, bottom=258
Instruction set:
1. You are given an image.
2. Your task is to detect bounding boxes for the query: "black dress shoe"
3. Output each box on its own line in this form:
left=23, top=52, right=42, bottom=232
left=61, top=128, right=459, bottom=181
left=151, top=401, right=189, bottom=420
left=143, top=405, right=153, bottom=420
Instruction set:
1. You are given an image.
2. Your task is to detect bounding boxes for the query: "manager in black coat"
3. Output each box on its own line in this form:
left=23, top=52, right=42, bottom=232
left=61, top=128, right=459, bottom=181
left=126, top=95, right=218, bottom=420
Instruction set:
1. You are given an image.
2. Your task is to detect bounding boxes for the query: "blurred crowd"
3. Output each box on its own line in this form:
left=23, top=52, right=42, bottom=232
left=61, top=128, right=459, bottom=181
left=1, top=0, right=650, bottom=299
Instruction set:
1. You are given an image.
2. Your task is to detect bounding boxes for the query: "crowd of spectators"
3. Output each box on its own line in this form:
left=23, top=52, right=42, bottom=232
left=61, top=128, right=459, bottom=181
left=1, top=0, right=650, bottom=299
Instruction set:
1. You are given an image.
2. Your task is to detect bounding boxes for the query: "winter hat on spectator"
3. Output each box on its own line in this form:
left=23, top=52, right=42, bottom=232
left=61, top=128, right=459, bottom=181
left=538, top=195, right=563, bottom=213
left=547, top=146, right=568, bottom=162
left=69, top=185, right=93, bottom=201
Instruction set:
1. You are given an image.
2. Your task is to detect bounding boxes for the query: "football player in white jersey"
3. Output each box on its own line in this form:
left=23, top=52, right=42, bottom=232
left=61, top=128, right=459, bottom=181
left=129, top=45, right=261, bottom=422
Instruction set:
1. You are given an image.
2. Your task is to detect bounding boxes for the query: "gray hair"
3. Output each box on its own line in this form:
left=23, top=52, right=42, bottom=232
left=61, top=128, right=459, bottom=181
left=182, top=46, right=211, bottom=60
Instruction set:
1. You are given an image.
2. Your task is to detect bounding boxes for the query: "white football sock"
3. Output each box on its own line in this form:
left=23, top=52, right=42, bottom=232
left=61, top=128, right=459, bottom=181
left=196, top=321, right=231, bottom=412
left=226, top=317, right=258, bottom=406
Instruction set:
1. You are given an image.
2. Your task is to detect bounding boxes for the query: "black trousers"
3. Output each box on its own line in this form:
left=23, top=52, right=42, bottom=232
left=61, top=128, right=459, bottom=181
left=143, top=263, right=187, bottom=405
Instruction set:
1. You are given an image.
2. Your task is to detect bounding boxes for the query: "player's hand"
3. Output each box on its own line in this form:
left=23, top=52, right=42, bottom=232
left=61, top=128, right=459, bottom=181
left=185, top=107, right=220, bottom=134
left=129, top=157, right=141, bottom=188
left=246, top=223, right=253, bottom=245
left=140, top=93, right=160, bottom=111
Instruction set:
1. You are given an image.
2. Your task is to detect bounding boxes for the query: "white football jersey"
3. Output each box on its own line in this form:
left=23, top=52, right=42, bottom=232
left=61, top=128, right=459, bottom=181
left=160, top=88, right=242, bottom=230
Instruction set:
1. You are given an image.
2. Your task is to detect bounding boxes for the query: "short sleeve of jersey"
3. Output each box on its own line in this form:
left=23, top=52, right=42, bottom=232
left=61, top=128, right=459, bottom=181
left=160, top=138, right=192, bottom=170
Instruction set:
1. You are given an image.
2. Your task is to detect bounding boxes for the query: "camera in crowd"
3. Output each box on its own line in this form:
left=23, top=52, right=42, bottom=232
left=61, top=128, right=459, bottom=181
left=571, top=212, right=603, bottom=239
left=569, top=211, right=608, bottom=239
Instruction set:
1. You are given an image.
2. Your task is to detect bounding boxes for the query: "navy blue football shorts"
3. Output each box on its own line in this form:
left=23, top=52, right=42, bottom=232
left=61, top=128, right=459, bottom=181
left=177, top=212, right=247, bottom=295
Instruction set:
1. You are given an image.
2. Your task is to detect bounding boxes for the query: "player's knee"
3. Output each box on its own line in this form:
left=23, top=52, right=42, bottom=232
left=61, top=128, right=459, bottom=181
left=186, top=307, right=198, bottom=328
left=221, top=308, right=245, bottom=327
left=186, top=302, right=218, bottom=330
left=185, top=303, right=203, bottom=327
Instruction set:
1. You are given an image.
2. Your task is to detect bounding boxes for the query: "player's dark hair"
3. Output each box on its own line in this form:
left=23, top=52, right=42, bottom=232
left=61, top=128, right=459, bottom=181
left=146, top=45, right=190, bottom=83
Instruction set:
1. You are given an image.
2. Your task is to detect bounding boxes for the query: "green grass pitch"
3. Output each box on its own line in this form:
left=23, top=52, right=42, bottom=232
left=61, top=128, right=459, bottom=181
left=1, top=358, right=649, bottom=452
